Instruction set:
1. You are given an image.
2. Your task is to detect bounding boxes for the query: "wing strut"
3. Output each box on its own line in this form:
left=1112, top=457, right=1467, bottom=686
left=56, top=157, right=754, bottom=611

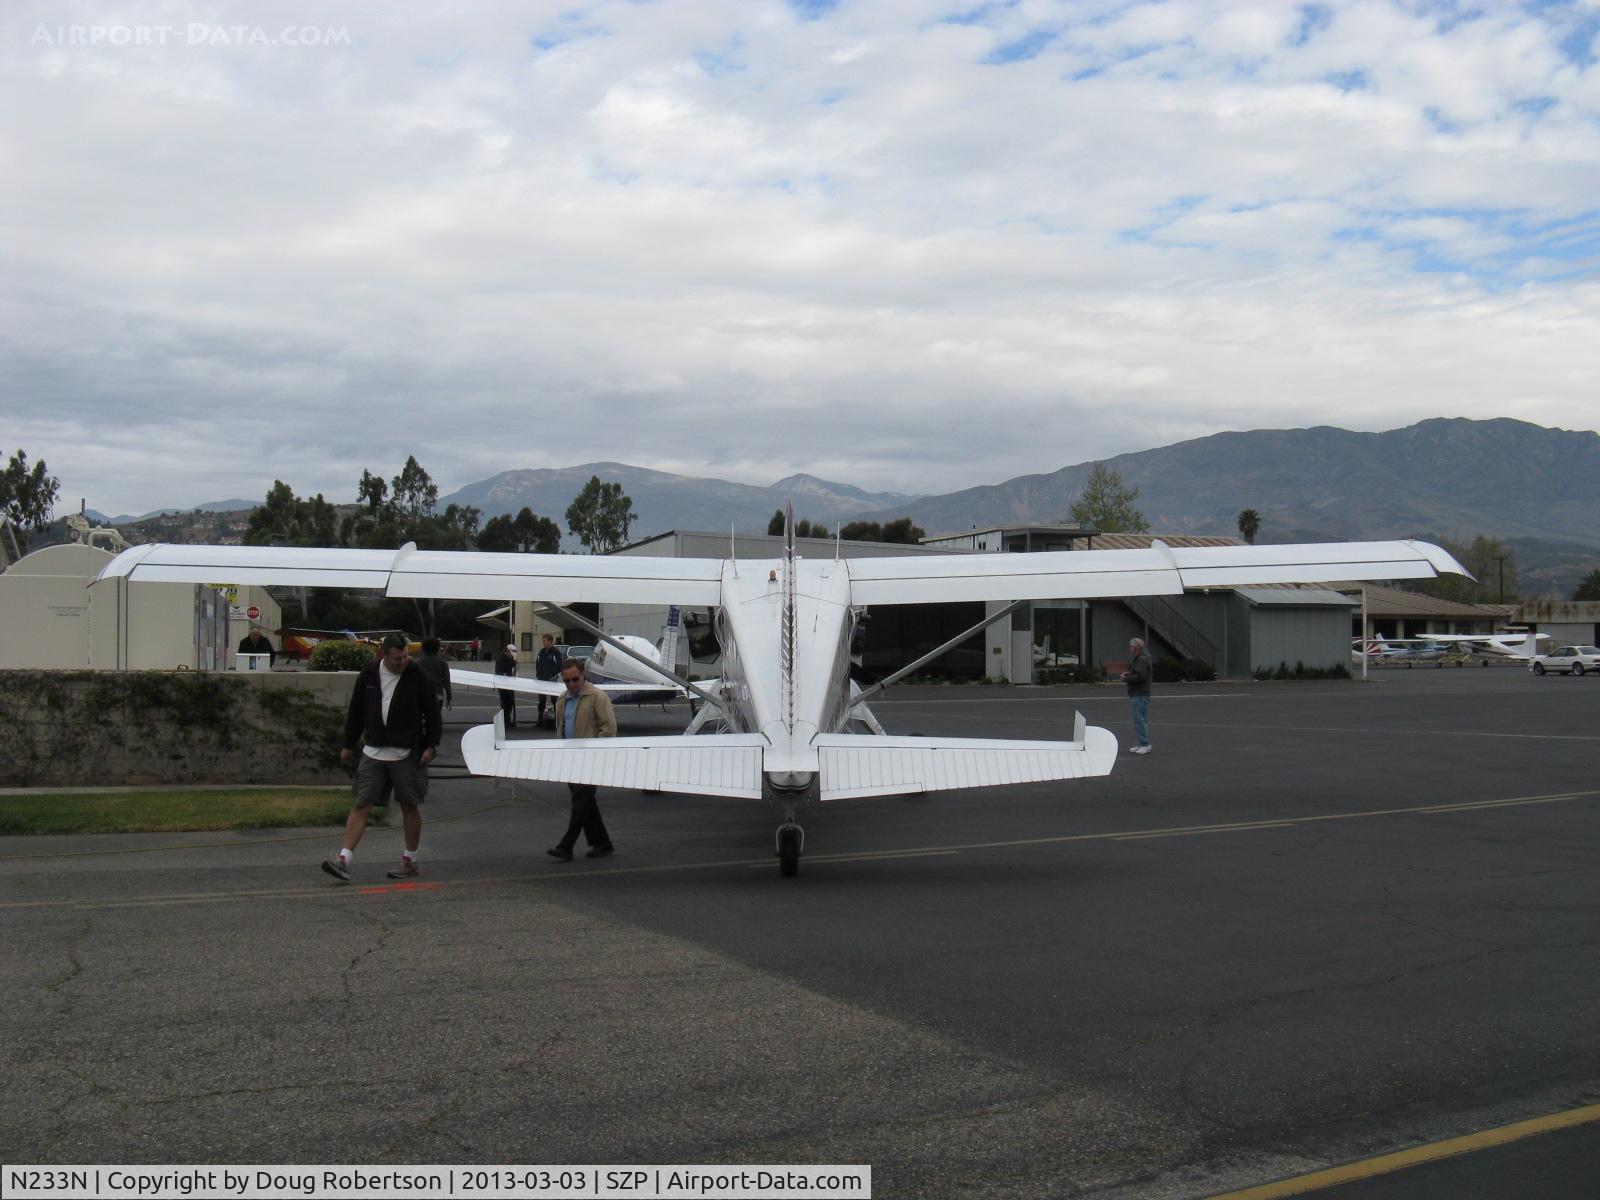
left=852, top=598, right=1029, bottom=709
left=542, top=600, right=727, bottom=712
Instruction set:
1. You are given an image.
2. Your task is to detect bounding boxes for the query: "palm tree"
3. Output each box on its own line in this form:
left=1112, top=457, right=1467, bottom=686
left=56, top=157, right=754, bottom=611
left=1237, top=508, right=1261, bottom=545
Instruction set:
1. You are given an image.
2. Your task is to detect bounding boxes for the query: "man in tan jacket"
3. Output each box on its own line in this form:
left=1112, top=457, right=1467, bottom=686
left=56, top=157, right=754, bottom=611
left=547, top=657, right=619, bottom=861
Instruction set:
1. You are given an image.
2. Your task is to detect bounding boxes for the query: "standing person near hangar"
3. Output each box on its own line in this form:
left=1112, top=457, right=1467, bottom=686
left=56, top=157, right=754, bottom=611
left=1122, top=637, right=1154, bottom=755
left=494, top=640, right=520, bottom=728
left=415, top=636, right=453, bottom=716
left=534, top=633, right=563, bottom=727
left=323, top=633, right=441, bottom=882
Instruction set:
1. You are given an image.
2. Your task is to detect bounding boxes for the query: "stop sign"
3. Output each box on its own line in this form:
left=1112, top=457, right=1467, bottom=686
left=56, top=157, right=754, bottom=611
left=247, top=605, right=260, bottom=620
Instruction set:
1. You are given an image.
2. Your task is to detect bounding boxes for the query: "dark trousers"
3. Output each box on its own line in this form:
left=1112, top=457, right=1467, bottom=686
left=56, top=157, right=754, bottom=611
left=558, top=784, right=611, bottom=852
left=499, top=691, right=516, bottom=727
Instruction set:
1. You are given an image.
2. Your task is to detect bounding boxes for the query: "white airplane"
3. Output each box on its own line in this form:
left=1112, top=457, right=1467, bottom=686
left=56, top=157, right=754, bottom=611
left=1353, top=632, right=1548, bottom=664
left=96, top=511, right=1467, bottom=876
left=454, top=634, right=690, bottom=715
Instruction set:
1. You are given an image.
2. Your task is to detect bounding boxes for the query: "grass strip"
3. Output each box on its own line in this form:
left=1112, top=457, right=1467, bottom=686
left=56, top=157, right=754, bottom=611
left=0, top=788, right=381, bottom=836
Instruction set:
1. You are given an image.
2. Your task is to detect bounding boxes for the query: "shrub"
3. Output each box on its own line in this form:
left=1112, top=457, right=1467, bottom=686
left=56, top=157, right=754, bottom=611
left=308, top=639, right=377, bottom=672
left=1252, top=661, right=1352, bottom=681
left=1035, top=665, right=1102, bottom=685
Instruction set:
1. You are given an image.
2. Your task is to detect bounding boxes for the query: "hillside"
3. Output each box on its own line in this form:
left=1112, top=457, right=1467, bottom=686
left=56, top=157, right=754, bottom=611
left=440, top=463, right=919, bottom=533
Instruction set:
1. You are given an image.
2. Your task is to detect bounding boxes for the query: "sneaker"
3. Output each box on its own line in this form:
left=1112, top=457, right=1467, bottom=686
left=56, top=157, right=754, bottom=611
left=546, top=846, right=574, bottom=862
left=585, top=844, right=615, bottom=859
left=1129, top=745, right=1151, bottom=755
left=321, top=854, right=351, bottom=882
left=386, top=858, right=420, bottom=879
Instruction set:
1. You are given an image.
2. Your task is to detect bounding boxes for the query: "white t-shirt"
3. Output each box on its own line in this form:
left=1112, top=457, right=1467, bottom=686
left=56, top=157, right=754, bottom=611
left=363, top=661, right=412, bottom=762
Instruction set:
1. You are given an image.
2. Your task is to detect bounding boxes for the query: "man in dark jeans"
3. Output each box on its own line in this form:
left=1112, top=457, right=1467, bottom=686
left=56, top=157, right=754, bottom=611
left=414, top=636, right=453, bottom=717
left=534, top=633, right=563, bottom=727
left=494, top=641, right=519, bottom=728
left=324, top=633, right=441, bottom=882
left=546, top=658, right=618, bottom=861
left=1122, top=637, right=1154, bottom=754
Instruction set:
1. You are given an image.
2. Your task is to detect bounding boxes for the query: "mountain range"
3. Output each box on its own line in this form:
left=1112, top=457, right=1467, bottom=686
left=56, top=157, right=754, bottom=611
left=99, top=419, right=1600, bottom=597
left=440, top=463, right=918, bottom=535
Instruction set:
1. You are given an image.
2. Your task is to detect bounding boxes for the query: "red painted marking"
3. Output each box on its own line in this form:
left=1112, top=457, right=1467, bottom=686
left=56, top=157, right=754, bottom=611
left=357, top=882, right=444, bottom=895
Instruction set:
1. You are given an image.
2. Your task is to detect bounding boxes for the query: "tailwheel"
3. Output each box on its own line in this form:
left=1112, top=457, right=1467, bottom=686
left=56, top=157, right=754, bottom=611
left=776, top=823, right=803, bottom=878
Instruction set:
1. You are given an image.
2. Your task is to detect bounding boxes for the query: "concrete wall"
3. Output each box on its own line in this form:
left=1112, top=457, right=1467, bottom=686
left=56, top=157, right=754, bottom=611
left=0, top=670, right=351, bottom=787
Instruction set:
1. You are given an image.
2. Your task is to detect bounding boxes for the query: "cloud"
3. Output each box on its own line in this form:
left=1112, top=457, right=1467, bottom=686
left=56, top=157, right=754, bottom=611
left=3, top=0, right=1598, bottom=516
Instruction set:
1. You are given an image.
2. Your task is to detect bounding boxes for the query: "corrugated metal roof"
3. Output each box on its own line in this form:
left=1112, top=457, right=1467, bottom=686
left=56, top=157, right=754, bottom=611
left=1085, top=533, right=1244, bottom=550
left=1328, top=584, right=1496, bottom=619
left=1234, top=586, right=1356, bottom=607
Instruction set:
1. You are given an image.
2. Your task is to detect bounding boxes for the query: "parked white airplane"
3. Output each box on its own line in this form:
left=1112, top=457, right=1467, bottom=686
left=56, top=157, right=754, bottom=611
left=1352, top=632, right=1548, bottom=663
left=96, top=512, right=1466, bottom=875
left=458, top=634, right=689, bottom=713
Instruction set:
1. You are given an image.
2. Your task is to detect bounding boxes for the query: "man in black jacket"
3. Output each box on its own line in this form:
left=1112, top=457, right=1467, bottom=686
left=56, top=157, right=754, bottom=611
left=534, top=633, right=563, bottom=727
left=322, top=633, right=441, bottom=883
left=494, top=641, right=520, bottom=728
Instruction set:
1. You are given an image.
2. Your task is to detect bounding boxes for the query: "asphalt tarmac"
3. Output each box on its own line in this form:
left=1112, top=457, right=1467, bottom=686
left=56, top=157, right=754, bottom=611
left=2, top=670, right=1597, bottom=1198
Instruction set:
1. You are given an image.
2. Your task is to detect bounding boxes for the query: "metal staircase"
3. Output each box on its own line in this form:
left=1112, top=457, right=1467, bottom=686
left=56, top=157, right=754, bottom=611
left=1123, top=595, right=1219, bottom=669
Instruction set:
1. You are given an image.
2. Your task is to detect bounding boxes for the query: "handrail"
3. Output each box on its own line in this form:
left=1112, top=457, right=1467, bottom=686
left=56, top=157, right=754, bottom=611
left=1124, top=594, right=1219, bottom=668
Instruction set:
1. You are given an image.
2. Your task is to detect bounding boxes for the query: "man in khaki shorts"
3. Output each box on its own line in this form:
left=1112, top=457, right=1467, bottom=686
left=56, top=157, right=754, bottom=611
left=323, top=633, right=441, bottom=882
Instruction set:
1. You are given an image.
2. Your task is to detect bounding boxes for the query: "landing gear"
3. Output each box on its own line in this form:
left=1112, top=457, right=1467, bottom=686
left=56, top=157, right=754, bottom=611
left=777, top=823, right=803, bottom=877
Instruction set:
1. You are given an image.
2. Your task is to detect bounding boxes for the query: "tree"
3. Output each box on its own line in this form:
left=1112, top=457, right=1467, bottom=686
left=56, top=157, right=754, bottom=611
left=767, top=509, right=784, bottom=536
left=1237, top=508, right=1261, bottom=545
left=565, top=476, right=634, bottom=554
left=390, top=455, right=438, bottom=527
left=1410, top=534, right=1519, bottom=605
left=1069, top=463, right=1149, bottom=533
left=0, top=450, right=62, bottom=550
left=1573, top=568, right=1600, bottom=602
left=479, top=507, right=561, bottom=554
left=879, top=517, right=925, bottom=544
left=840, top=520, right=881, bottom=541
left=244, top=481, right=338, bottom=547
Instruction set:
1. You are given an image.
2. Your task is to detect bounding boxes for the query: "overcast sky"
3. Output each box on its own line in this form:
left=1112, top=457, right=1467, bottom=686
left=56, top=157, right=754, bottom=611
left=5, top=0, right=1599, bottom=517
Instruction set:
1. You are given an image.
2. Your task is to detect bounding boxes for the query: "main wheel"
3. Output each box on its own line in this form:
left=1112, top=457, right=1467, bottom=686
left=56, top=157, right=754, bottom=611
left=1573, top=663, right=1585, bottom=676
left=778, top=826, right=801, bottom=878
left=1533, top=662, right=1546, bottom=675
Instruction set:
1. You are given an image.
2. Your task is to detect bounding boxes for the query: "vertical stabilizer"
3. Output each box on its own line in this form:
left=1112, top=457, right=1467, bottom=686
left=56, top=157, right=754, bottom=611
left=782, top=501, right=797, bottom=733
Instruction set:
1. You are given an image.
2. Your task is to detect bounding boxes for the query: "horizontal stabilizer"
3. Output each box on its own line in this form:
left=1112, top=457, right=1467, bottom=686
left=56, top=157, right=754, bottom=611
left=814, top=722, right=1118, bottom=801
left=460, top=725, right=766, bottom=798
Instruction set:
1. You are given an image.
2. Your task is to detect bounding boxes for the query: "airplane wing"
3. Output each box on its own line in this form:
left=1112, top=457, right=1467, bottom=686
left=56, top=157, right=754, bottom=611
left=813, top=720, right=1118, bottom=801
left=450, top=670, right=687, bottom=700
left=846, top=540, right=1468, bottom=605
left=460, top=726, right=767, bottom=798
left=96, top=543, right=725, bottom=605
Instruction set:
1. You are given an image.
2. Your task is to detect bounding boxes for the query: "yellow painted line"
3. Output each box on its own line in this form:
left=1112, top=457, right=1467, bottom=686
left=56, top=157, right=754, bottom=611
left=3, top=789, right=1594, bottom=912
left=1113, top=820, right=1299, bottom=841
left=755, top=848, right=961, bottom=868
left=1204, top=1102, right=1600, bottom=1199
